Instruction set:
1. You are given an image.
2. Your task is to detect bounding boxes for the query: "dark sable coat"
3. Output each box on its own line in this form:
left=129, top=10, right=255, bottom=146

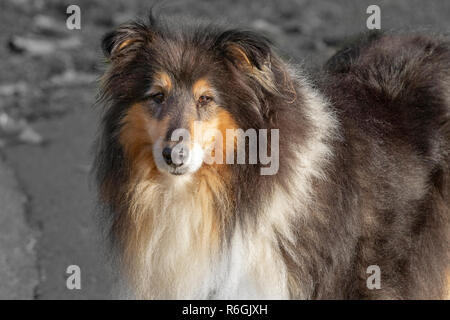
left=319, top=32, right=450, bottom=299
left=95, top=15, right=450, bottom=299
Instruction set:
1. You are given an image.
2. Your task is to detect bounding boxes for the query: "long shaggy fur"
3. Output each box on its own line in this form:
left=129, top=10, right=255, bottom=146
left=95, top=15, right=450, bottom=299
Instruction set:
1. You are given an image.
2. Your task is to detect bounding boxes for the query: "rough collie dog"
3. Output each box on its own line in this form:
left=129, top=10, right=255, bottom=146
left=95, top=15, right=450, bottom=299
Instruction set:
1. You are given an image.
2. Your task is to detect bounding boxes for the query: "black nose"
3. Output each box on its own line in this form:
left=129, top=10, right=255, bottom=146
left=162, top=147, right=174, bottom=165
left=162, top=146, right=187, bottom=167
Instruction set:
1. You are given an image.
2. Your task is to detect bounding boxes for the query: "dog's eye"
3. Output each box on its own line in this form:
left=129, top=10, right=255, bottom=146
left=150, top=92, right=165, bottom=104
left=198, top=95, right=212, bottom=106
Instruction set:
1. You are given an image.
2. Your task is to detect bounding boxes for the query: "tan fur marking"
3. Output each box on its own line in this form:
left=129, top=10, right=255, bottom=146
left=151, top=71, right=172, bottom=93
left=111, top=38, right=144, bottom=57
left=118, top=39, right=134, bottom=51
left=192, top=79, right=214, bottom=99
left=119, top=103, right=169, bottom=179
left=193, top=109, right=237, bottom=197
left=228, top=45, right=252, bottom=67
left=191, top=109, right=238, bottom=165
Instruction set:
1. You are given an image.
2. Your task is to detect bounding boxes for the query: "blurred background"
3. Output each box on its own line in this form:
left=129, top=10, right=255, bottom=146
left=0, top=0, right=449, bottom=300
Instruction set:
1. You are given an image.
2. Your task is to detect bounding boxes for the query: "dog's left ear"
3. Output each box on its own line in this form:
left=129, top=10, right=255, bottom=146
left=101, top=22, right=152, bottom=60
left=217, top=30, right=278, bottom=92
left=217, top=30, right=272, bottom=71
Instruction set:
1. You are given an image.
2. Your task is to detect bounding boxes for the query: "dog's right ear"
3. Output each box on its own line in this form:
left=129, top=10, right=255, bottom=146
left=101, top=22, right=152, bottom=60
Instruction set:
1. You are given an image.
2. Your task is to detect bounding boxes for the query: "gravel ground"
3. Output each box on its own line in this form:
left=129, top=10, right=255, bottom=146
left=0, top=0, right=449, bottom=299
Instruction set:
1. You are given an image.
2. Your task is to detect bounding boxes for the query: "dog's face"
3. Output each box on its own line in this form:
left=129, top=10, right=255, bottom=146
left=100, top=20, right=279, bottom=179
left=120, top=70, right=235, bottom=177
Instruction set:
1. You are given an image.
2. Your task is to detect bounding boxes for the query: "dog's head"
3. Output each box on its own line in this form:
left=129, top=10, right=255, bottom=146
left=99, top=16, right=287, bottom=180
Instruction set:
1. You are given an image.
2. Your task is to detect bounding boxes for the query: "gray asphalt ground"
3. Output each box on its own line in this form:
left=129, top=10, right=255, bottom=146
left=0, top=159, right=38, bottom=299
left=3, top=96, right=113, bottom=299
left=0, top=0, right=449, bottom=299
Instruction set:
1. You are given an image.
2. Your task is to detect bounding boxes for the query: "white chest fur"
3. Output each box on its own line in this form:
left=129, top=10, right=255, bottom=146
left=121, top=176, right=290, bottom=299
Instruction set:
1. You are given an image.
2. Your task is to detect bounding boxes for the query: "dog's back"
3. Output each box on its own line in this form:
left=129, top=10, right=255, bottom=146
left=323, top=32, right=450, bottom=299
